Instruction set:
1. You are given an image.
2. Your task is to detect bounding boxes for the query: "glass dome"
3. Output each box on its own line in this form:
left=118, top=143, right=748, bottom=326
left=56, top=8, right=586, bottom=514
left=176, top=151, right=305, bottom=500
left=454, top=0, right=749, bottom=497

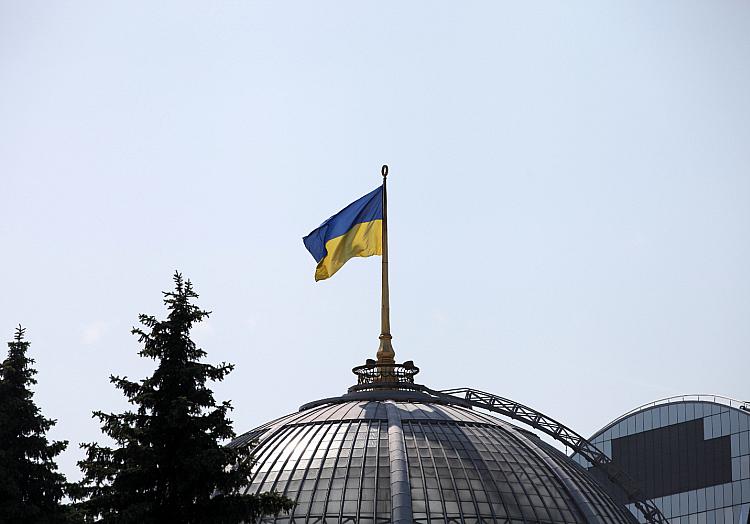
left=232, top=366, right=637, bottom=524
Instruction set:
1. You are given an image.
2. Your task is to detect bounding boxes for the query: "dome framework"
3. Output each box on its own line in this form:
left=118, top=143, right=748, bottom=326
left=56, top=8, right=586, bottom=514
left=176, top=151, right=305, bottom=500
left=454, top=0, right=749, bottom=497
left=232, top=361, right=665, bottom=524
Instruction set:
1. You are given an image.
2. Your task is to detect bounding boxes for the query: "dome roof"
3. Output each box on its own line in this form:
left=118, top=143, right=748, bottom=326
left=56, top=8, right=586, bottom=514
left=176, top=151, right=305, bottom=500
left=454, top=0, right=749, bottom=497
left=232, top=371, right=637, bottom=524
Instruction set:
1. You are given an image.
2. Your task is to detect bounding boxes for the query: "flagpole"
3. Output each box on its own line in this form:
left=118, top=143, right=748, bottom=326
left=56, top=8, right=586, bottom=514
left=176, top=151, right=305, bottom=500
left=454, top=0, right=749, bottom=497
left=377, top=164, right=395, bottom=364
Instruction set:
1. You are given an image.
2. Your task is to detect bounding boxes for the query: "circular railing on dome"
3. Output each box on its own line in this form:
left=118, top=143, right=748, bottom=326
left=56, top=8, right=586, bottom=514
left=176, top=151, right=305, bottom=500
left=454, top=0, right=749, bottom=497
left=349, top=359, right=420, bottom=392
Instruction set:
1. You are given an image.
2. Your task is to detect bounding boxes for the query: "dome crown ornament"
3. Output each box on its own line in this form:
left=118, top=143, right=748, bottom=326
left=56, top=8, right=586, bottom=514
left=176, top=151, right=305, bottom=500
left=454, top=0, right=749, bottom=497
left=350, top=359, right=419, bottom=393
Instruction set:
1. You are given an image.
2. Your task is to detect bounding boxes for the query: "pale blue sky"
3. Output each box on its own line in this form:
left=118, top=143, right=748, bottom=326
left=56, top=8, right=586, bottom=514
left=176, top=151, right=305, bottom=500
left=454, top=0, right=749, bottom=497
left=2, top=1, right=749, bottom=481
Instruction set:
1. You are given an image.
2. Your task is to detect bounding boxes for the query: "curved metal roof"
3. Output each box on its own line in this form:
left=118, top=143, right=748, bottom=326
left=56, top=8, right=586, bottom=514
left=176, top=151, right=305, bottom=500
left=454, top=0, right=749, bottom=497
left=588, top=393, right=750, bottom=441
left=232, top=395, right=637, bottom=524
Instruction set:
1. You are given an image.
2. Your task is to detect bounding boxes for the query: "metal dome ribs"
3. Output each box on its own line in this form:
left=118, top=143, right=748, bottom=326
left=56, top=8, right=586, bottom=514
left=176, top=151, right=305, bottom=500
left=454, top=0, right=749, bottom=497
left=228, top=359, right=669, bottom=523
left=438, top=388, right=669, bottom=524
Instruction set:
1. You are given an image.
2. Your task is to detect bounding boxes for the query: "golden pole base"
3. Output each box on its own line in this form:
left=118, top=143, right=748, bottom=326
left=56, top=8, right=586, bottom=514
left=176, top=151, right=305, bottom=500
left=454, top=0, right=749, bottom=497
left=377, top=334, right=396, bottom=364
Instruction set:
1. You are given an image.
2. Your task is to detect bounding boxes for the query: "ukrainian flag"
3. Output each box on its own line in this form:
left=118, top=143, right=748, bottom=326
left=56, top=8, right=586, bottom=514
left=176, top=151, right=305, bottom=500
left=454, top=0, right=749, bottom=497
left=303, top=186, right=383, bottom=281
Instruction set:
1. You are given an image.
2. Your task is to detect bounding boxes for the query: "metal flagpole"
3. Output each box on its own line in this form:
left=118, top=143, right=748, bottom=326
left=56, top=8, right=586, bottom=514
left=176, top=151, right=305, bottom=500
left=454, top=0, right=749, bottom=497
left=377, top=164, right=396, bottom=364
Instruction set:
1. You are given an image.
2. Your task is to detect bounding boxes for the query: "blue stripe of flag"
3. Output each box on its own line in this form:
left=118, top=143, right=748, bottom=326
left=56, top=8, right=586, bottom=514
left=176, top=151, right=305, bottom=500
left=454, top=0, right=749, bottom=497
left=303, top=186, right=383, bottom=263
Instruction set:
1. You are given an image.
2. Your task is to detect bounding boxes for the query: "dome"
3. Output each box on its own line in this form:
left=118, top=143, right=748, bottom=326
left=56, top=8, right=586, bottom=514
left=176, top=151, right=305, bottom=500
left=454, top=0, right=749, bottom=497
left=231, top=362, right=638, bottom=524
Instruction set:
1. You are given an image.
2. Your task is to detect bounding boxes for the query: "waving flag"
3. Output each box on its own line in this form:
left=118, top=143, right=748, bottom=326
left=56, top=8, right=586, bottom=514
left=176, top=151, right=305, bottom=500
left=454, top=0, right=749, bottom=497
left=303, top=186, right=383, bottom=281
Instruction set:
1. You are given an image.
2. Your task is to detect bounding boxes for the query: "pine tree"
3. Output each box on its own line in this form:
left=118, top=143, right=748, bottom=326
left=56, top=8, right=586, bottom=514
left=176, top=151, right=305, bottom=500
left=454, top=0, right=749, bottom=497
left=75, top=273, right=293, bottom=523
left=0, top=326, right=73, bottom=524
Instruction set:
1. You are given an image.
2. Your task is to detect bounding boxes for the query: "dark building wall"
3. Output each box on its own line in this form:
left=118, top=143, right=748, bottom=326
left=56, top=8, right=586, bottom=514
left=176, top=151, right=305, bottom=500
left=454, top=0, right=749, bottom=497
left=611, top=418, right=732, bottom=499
left=572, top=399, right=750, bottom=524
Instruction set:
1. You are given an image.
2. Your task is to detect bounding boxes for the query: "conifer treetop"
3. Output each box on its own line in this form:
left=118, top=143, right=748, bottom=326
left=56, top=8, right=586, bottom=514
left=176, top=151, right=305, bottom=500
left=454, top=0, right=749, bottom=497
left=75, top=272, right=293, bottom=523
left=0, top=325, right=73, bottom=524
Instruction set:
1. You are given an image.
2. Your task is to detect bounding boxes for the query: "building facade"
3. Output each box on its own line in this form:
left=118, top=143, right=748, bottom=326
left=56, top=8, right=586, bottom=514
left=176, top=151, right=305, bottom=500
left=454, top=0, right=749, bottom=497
left=573, top=395, right=750, bottom=524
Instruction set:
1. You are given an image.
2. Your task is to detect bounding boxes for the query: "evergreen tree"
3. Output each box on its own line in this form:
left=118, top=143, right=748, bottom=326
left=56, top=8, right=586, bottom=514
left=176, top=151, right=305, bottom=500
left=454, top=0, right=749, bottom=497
left=75, top=273, right=293, bottom=523
left=0, top=326, right=72, bottom=524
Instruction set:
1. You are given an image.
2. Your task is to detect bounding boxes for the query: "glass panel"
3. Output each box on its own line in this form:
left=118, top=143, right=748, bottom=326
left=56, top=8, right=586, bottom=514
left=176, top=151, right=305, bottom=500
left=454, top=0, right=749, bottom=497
left=705, top=483, right=715, bottom=510
left=730, top=410, right=740, bottom=433
left=644, top=409, right=653, bottom=431
left=669, top=405, right=678, bottom=425
left=680, top=492, right=688, bottom=515
left=714, top=484, right=724, bottom=508
left=742, top=478, right=750, bottom=503
left=660, top=406, right=669, bottom=427
left=723, top=483, right=732, bottom=508
left=733, top=457, right=741, bottom=481
left=688, top=490, right=697, bottom=513
left=652, top=407, right=662, bottom=429
left=713, top=415, right=722, bottom=439
left=705, top=416, right=714, bottom=440
left=685, top=403, right=696, bottom=422
left=697, top=488, right=706, bottom=512
left=628, top=416, right=637, bottom=435
left=721, top=413, right=731, bottom=437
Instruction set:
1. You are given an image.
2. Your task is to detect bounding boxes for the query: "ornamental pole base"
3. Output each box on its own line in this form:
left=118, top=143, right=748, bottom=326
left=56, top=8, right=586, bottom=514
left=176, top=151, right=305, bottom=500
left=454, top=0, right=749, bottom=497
left=377, top=334, right=395, bottom=364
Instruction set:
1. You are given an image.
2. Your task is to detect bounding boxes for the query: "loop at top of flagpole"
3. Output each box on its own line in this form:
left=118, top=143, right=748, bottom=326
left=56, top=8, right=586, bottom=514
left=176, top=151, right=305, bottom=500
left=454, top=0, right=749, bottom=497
left=381, top=165, right=388, bottom=178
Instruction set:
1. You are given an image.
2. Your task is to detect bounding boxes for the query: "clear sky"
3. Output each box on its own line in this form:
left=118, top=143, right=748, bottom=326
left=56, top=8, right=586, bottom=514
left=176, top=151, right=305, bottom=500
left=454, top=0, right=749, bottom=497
left=2, top=1, right=749, bottom=482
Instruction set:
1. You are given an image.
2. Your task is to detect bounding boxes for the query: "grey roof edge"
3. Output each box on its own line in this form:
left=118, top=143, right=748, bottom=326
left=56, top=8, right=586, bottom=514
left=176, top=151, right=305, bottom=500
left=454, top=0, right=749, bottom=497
left=589, top=394, right=750, bottom=441
left=298, top=385, right=473, bottom=412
